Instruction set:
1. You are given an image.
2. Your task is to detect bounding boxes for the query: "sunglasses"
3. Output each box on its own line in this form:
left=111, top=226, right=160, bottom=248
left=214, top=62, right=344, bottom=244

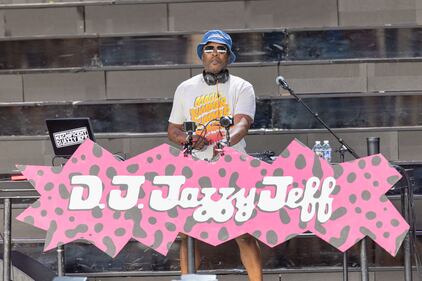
left=203, top=45, right=228, bottom=54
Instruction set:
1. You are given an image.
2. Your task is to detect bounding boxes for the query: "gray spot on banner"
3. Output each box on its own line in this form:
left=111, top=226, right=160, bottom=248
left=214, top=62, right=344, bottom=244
left=331, top=207, right=347, bottom=220
left=165, top=222, right=176, bottom=232
left=228, top=172, right=241, bottom=190
left=218, top=168, right=226, bottom=177
left=365, top=211, right=376, bottom=220
left=125, top=207, right=147, bottom=238
left=55, top=208, right=64, bottom=215
left=169, top=146, right=180, bottom=157
left=252, top=231, right=261, bottom=238
left=115, top=228, right=126, bottom=236
left=387, top=175, right=400, bottom=185
left=333, top=165, right=344, bottom=179
left=182, top=166, right=193, bottom=178
left=295, top=154, right=306, bottom=169
left=151, top=230, right=163, bottom=249
left=199, top=176, right=212, bottom=188
left=218, top=227, right=229, bottom=241
left=184, top=216, right=197, bottom=233
left=103, top=236, right=116, bottom=257
left=89, top=165, right=100, bottom=176
left=391, top=219, right=399, bottom=227
left=167, top=207, right=178, bottom=218
left=94, top=223, right=103, bottom=233
left=250, top=159, right=260, bottom=168
left=360, top=226, right=377, bottom=240
left=347, top=172, right=356, bottom=183
left=329, top=225, right=350, bottom=248
left=331, top=185, right=341, bottom=195
left=165, top=164, right=176, bottom=175
left=312, top=155, right=323, bottom=178
left=361, top=190, right=371, bottom=201
left=273, top=168, right=283, bottom=176
left=51, top=166, right=63, bottom=174
left=279, top=208, right=291, bottom=224
left=93, top=143, right=103, bottom=158
left=127, top=164, right=139, bottom=173
left=266, top=230, right=278, bottom=245
left=44, top=182, right=54, bottom=191
left=145, top=172, right=158, bottom=182
left=371, top=156, right=381, bottom=166
left=106, top=167, right=117, bottom=179
left=45, top=220, right=58, bottom=248
left=225, top=155, right=233, bottom=163
left=24, top=216, right=35, bottom=225
left=59, top=184, right=70, bottom=199
left=92, top=207, right=103, bottom=218
left=65, top=224, right=88, bottom=238
left=315, top=221, right=327, bottom=235
left=280, top=149, right=290, bottom=158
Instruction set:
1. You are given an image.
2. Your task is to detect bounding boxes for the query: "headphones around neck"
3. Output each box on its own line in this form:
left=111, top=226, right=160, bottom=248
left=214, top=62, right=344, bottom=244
left=203, top=69, right=229, bottom=86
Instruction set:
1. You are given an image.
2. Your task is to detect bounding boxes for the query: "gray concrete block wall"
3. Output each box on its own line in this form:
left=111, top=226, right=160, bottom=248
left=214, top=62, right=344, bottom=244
left=0, top=74, right=23, bottom=102
left=279, top=63, right=368, bottom=94
left=338, top=0, right=417, bottom=26
left=398, top=130, right=422, bottom=160
left=106, top=69, right=191, bottom=99
left=168, top=1, right=245, bottom=31
left=1, top=0, right=421, bottom=37
left=2, top=7, right=84, bottom=37
left=367, top=62, right=422, bottom=92
left=85, top=4, right=168, bottom=34
left=23, top=72, right=106, bottom=102
left=245, top=0, right=338, bottom=28
left=229, top=65, right=280, bottom=97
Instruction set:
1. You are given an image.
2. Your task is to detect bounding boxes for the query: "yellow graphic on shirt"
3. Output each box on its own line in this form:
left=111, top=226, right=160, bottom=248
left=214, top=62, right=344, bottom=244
left=189, top=92, right=230, bottom=143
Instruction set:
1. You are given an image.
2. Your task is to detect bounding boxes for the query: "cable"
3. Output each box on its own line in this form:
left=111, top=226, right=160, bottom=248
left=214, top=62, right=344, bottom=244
left=395, top=165, right=422, bottom=280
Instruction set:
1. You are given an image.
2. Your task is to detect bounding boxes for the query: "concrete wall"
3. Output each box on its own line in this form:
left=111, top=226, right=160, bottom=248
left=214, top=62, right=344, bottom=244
left=1, top=0, right=422, bottom=37
left=2, top=62, right=422, bottom=102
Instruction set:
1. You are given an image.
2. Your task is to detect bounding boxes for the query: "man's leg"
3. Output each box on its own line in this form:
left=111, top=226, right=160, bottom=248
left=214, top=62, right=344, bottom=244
left=235, top=234, right=263, bottom=281
left=180, top=234, right=201, bottom=274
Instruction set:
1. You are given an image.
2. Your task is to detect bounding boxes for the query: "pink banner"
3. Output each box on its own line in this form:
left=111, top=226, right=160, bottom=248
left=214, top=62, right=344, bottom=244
left=16, top=139, right=408, bottom=257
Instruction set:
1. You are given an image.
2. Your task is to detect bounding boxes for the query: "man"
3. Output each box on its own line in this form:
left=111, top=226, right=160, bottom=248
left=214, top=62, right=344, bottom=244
left=167, top=30, right=262, bottom=281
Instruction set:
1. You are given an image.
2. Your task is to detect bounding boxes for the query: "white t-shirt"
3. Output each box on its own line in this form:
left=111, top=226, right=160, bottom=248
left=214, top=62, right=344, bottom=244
left=169, top=73, right=256, bottom=158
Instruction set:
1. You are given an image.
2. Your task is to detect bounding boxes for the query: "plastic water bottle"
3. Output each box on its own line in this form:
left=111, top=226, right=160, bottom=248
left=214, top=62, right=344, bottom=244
left=322, top=140, right=332, bottom=162
left=312, top=141, right=323, bottom=158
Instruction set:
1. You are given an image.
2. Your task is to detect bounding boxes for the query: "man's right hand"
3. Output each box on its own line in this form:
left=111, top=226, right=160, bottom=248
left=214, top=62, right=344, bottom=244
left=191, top=134, right=208, bottom=150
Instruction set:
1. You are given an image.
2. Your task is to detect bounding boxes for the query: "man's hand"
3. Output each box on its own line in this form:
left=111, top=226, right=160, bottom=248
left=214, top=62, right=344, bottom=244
left=191, top=134, right=208, bottom=150
left=168, top=122, right=209, bottom=150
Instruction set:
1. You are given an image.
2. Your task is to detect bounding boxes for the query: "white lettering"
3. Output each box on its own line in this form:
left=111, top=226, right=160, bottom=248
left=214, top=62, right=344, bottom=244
left=109, top=176, right=145, bottom=210
left=149, top=176, right=186, bottom=211
left=69, top=175, right=102, bottom=210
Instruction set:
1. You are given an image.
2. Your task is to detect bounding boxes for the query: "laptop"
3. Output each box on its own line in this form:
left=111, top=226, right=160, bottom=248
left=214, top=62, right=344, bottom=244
left=46, top=118, right=96, bottom=158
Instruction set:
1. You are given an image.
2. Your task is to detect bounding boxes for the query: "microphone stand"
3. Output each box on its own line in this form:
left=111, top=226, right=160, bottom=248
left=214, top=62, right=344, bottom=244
left=276, top=77, right=365, bottom=281
left=277, top=78, right=360, bottom=160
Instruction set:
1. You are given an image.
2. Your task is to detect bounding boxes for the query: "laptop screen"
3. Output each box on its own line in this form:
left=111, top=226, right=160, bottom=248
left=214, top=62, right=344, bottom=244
left=46, top=118, right=96, bottom=157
